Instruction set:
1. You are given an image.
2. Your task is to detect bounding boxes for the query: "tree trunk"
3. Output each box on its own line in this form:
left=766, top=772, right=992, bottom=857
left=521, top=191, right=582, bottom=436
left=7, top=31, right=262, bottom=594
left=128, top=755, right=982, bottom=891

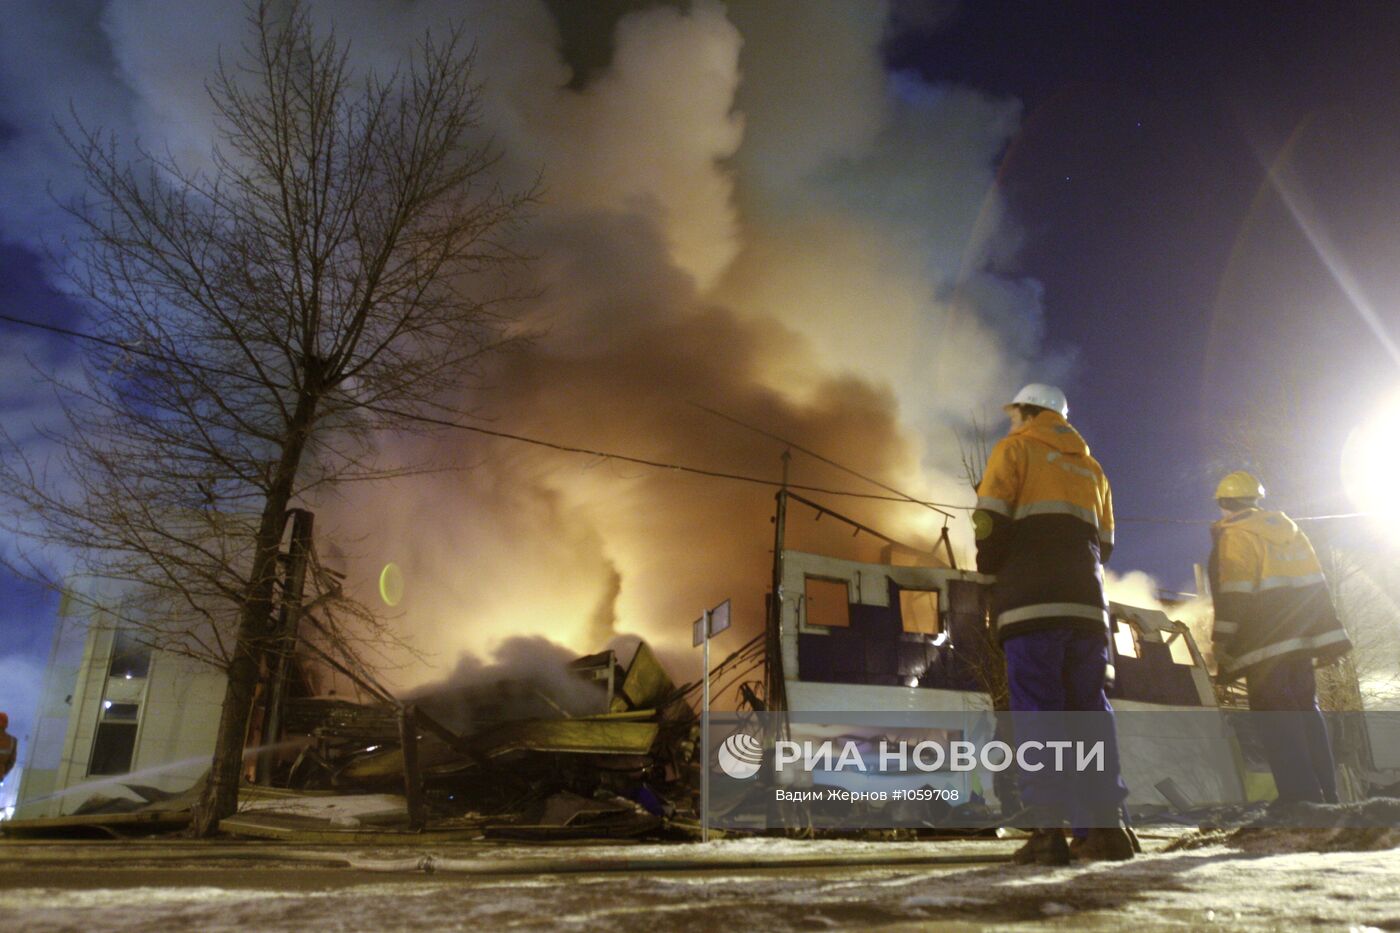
left=190, top=385, right=318, bottom=837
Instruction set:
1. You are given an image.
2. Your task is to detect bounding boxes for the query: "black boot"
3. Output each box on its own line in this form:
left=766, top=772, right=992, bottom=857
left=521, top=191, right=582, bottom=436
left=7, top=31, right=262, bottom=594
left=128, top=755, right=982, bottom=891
left=1072, top=826, right=1135, bottom=861
left=1012, top=828, right=1070, bottom=865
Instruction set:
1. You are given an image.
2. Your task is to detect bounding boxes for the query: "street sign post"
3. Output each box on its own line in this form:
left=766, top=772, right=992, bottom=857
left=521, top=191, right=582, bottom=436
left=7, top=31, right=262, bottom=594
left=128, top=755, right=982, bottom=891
left=692, top=598, right=730, bottom=842
left=692, top=598, right=730, bottom=646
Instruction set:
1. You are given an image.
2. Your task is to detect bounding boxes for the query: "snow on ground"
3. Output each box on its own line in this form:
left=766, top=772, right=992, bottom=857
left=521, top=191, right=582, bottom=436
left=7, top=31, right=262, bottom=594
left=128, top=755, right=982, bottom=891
left=336, top=835, right=1015, bottom=863
left=235, top=793, right=408, bottom=826
left=2, top=835, right=1399, bottom=931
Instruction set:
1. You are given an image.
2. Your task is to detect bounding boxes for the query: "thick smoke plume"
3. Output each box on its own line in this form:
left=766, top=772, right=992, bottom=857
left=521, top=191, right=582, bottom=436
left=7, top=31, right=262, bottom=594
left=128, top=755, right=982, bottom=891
left=1105, top=569, right=1215, bottom=666
left=0, top=1, right=1060, bottom=691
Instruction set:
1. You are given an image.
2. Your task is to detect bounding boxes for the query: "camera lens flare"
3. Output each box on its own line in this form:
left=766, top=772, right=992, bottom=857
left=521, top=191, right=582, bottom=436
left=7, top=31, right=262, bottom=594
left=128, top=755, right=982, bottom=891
left=1341, top=389, right=1400, bottom=530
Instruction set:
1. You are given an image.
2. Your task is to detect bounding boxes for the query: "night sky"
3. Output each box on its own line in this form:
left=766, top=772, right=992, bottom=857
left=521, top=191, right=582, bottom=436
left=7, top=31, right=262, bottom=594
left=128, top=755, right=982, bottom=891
left=3, top=1, right=1399, bottom=785
left=889, top=0, right=1400, bottom=581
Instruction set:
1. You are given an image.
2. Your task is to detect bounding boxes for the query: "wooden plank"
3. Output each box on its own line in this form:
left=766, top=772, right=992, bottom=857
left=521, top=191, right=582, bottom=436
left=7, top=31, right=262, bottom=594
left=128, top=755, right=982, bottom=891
left=475, top=719, right=659, bottom=758
left=219, top=812, right=482, bottom=844
left=0, top=809, right=191, bottom=837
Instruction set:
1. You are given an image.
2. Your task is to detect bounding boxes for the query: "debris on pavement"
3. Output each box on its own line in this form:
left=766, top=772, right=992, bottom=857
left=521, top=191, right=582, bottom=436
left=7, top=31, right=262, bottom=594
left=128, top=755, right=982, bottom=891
left=1166, top=797, right=1400, bottom=853
left=2, top=638, right=704, bottom=843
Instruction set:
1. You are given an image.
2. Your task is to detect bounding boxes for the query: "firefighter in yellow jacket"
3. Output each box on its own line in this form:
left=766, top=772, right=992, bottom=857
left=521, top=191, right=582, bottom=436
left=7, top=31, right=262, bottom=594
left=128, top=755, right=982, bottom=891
left=975, top=383, right=1132, bottom=864
left=1209, top=471, right=1351, bottom=804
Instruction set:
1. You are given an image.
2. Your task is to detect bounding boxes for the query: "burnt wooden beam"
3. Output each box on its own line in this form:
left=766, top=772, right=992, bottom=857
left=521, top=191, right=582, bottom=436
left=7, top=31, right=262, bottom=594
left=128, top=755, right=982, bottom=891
left=399, top=703, right=427, bottom=830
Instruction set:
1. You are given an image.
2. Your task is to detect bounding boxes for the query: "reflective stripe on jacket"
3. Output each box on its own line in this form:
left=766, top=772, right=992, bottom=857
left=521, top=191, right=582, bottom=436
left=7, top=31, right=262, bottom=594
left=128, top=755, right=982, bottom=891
left=1209, top=508, right=1351, bottom=679
left=974, top=411, right=1113, bottom=643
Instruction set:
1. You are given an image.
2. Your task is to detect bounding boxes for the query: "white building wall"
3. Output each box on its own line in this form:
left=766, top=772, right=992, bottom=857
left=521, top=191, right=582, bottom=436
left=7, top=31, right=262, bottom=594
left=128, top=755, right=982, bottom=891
left=131, top=652, right=226, bottom=792
left=12, top=591, right=97, bottom=820
left=14, top=588, right=226, bottom=819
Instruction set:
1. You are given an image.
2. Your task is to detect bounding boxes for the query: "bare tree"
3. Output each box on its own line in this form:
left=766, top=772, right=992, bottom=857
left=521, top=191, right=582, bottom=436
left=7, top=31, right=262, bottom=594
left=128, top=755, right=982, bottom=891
left=1316, top=548, right=1400, bottom=711
left=957, top=414, right=993, bottom=493
left=0, top=1, right=532, bottom=834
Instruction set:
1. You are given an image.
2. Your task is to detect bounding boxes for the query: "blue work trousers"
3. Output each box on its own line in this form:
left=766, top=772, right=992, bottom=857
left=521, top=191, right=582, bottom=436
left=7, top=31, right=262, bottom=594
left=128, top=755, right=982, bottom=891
left=1245, top=654, right=1339, bottom=804
left=1004, top=626, right=1130, bottom=827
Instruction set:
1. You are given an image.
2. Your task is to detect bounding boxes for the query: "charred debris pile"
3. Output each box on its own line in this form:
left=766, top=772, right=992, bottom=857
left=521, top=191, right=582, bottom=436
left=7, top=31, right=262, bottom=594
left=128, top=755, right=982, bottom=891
left=251, top=639, right=727, bottom=841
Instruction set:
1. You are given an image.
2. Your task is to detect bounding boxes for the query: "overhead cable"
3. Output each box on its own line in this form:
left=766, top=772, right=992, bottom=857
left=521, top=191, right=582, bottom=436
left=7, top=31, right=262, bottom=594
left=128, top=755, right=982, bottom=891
left=1, top=310, right=1379, bottom=526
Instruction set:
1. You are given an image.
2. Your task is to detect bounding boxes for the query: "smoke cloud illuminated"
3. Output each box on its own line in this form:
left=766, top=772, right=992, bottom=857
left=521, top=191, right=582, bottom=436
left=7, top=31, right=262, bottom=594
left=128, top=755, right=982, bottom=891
left=0, top=1, right=1064, bottom=690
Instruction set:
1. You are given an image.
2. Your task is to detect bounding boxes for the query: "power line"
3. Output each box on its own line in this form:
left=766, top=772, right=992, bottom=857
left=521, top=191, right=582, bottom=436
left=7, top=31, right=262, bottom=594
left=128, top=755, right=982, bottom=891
left=0, top=310, right=279, bottom=388
left=363, top=403, right=967, bottom=506
left=2, top=310, right=1380, bottom=526
left=0, top=309, right=970, bottom=509
left=689, top=402, right=955, bottom=519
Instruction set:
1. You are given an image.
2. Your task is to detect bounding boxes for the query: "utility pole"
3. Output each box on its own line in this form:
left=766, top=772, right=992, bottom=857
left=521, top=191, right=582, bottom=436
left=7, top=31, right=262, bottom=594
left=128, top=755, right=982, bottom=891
left=257, top=508, right=313, bottom=784
left=399, top=703, right=427, bottom=830
left=765, top=450, right=791, bottom=711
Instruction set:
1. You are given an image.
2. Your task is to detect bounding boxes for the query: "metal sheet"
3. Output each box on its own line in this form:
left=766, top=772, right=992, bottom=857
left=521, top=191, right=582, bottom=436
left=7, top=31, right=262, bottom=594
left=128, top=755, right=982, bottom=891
left=476, top=719, right=660, bottom=758
left=710, top=599, right=731, bottom=637
left=615, top=642, right=675, bottom=711
left=691, top=599, right=731, bottom=645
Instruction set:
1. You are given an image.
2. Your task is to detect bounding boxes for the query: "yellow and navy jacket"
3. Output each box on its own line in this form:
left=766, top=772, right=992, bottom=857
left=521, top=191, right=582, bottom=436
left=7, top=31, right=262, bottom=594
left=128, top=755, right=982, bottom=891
left=974, top=411, right=1114, bottom=643
left=1208, top=508, right=1350, bottom=679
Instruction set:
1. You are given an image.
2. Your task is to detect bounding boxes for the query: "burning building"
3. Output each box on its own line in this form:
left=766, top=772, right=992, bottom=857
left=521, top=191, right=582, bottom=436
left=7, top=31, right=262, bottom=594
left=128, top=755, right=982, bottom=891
left=763, top=490, right=1246, bottom=819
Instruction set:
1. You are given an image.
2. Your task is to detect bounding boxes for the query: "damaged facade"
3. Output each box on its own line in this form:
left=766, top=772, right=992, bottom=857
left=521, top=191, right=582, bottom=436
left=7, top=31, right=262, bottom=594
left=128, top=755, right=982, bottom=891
left=10, top=576, right=376, bottom=823
left=774, top=537, right=1243, bottom=813
left=12, top=588, right=226, bottom=820
left=8, top=570, right=698, bottom=838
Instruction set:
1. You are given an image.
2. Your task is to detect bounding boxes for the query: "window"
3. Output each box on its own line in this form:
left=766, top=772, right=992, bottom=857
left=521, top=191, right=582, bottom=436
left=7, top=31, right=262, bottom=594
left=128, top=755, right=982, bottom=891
left=109, top=630, right=152, bottom=679
left=1166, top=631, right=1195, bottom=666
left=102, top=702, right=139, bottom=721
left=89, top=700, right=141, bottom=776
left=89, top=724, right=138, bottom=776
left=899, top=589, right=940, bottom=636
left=804, top=577, right=850, bottom=628
left=1112, top=617, right=1140, bottom=659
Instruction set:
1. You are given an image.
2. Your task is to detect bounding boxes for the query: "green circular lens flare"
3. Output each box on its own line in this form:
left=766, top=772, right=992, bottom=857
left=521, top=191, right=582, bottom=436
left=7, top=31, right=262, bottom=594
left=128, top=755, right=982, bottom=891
left=379, top=562, right=404, bottom=607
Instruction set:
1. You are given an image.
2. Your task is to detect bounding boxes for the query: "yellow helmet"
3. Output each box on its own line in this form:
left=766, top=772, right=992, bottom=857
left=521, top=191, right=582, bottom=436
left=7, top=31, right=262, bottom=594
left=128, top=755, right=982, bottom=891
left=1215, top=470, right=1265, bottom=501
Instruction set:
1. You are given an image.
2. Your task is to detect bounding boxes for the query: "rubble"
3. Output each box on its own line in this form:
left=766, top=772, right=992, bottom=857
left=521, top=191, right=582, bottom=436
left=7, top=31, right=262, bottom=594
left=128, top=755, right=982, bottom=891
left=1166, top=797, right=1400, bottom=853
left=289, top=639, right=701, bottom=840
left=483, top=790, right=661, bottom=840
left=1, top=636, right=707, bottom=842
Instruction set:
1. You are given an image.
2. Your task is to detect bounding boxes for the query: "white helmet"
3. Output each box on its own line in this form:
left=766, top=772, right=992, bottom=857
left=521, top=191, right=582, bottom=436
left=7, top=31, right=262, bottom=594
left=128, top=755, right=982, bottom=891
left=1006, top=383, right=1068, bottom=417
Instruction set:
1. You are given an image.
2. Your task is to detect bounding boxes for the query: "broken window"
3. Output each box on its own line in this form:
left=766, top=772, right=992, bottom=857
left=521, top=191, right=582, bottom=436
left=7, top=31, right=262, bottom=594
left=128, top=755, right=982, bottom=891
left=1166, top=631, right=1195, bottom=666
left=898, top=589, right=940, bottom=636
left=1112, top=617, right=1140, bottom=659
left=804, top=577, right=851, bottom=628
left=109, top=630, right=152, bottom=680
